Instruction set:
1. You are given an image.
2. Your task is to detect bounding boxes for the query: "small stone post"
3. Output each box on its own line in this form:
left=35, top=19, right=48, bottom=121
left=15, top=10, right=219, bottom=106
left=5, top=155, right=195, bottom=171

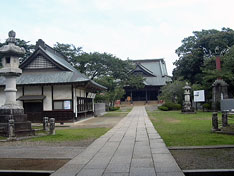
left=212, top=112, right=219, bottom=131
left=8, top=119, right=16, bottom=140
left=222, top=110, right=228, bottom=127
left=49, top=118, right=55, bottom=135
left=43, top=117, right=49, bottom=131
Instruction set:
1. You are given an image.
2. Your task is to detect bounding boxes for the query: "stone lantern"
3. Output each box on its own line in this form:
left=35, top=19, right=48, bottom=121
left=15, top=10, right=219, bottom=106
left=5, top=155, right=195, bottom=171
left=0, top=31, right=34, bottom=137
left=182, top=82, right=195, bottom=113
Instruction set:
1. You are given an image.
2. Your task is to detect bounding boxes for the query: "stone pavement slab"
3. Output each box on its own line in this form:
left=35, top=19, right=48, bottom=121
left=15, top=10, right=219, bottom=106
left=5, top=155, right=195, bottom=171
left=52, top=106, right=185, bottom=176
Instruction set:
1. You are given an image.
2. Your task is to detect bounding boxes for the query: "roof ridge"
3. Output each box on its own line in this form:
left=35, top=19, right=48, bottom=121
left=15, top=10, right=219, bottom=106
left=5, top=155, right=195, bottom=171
left=136, top=63, right=154, bottom=74
left=132, top=58, right=164, bottom=62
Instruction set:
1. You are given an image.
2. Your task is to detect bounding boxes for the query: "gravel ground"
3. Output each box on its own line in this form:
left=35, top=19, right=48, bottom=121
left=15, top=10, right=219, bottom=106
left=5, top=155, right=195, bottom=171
left=171, top=148, right=234, bottom=170
left=145, top=105, right=159, bottom=112
left=0, top=139, right=95, bottom=147
left=0, top=113, right=127, bottom=171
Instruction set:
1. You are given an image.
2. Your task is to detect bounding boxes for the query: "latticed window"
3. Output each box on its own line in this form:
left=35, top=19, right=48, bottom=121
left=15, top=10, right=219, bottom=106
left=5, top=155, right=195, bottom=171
left=25, top=56, right=56, bottom=69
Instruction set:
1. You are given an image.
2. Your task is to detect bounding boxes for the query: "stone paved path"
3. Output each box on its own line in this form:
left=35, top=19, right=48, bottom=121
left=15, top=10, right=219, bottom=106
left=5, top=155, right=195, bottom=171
left=52, top=106, right=185, bottom=176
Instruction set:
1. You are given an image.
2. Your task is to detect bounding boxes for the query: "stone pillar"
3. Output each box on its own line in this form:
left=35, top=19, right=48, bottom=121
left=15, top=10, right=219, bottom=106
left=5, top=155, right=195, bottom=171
left=4, top=76, right=17, bottom=105
left=8, top=119, right=16, bottom=140
left=212, top=112, right=219, bottom=131
left=222, top=111, right=228, bottom=127
left=49, top=118, right=55, bottom=135
left=43, top=117, right=49, bottom=131
left=212, top=79, right=228, bottom=111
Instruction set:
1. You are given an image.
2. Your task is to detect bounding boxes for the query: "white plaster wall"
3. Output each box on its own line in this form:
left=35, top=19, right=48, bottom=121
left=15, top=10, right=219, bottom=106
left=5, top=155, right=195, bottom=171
left=75, top=88, right=81, bottom=97
left=75, top=88, right=87, bottom=98
left=81, top=89, right=86, bottom=98
left=53, top=85, right=72, bottom=100
left=24, top=86, right=42, bottom=95
left=16, top=86, right=23, bottom=106
left=43, top=86, right=52, bottom=111
left=0, top=87, right=5, bottom=106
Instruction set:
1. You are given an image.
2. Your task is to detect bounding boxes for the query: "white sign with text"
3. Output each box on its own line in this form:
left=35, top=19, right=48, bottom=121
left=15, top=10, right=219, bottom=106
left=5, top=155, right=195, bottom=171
left=194, top=90, right=205, bottom=102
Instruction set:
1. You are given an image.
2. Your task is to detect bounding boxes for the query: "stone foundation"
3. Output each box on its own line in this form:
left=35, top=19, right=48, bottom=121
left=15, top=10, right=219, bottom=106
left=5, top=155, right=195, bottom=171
left=0, top=108, right=34, bottom=137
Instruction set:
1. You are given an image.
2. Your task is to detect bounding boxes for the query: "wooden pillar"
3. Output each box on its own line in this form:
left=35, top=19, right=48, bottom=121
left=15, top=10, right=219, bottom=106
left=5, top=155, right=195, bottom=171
left=146, top=89, right=148, bottom=104
left=130, top=90, right=133, bottom=104
left=51, top=85, right=54, bottom=110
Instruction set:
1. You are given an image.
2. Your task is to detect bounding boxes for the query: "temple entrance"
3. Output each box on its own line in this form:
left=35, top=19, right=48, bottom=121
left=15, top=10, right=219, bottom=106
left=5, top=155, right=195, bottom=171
left=122, top=86, right=160, bottom=102
left=23, top=101, right=43, bottom=122
left=24, top=102, right=43, bottom=113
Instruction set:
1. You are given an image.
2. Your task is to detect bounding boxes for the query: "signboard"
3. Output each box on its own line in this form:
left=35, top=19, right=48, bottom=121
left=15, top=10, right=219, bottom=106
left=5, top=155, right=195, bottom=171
left=194, top=90, right=205, bottom=102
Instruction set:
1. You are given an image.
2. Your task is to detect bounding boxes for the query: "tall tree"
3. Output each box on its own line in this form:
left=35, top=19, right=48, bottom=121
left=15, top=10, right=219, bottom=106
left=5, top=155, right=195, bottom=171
left=173, top=28, right=234, bottom=84
left=53, top=42, right=83, bottom=66
left=202, top=45, right=234, bottom=96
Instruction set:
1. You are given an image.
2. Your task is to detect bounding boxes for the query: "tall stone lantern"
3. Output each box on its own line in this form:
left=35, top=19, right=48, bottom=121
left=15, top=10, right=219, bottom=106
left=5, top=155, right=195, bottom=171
left=0, top=31, right=34, bottom=137
left=182, top=82, right=195, bottom=113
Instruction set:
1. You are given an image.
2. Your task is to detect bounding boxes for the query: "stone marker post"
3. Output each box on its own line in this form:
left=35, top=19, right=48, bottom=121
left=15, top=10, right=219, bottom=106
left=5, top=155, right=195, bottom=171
left=222, top=110, right=228, bottom=127
left=8, top=119, right=16, bottom=140
left=43, top=117, right=49, bottom=131
left=212, top=112, right=219, bottom=131
left=49, top=118, right=55, bottom=135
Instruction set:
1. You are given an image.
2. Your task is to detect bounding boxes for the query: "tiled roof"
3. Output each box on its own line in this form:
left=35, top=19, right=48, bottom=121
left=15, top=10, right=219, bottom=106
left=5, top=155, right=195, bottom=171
left=0, top=40, right=106, bottom=90
left=132, top=58, right=172, bottom=86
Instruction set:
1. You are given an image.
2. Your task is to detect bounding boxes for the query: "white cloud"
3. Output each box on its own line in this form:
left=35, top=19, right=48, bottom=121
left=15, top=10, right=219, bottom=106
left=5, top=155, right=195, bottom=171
left=2, top=0, right=234, bottom=76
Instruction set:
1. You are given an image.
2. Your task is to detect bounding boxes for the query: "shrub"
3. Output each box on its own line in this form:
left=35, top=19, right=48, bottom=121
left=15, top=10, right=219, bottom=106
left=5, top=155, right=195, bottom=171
left=174, top=103, right=182, bottom=110
left=109, top=107, right=120, bottom=111
left=158, top=106, right=169, bottom=111
left=163, top=102, right=182, bottom=110
left=202, top=103, right=211, bottom=110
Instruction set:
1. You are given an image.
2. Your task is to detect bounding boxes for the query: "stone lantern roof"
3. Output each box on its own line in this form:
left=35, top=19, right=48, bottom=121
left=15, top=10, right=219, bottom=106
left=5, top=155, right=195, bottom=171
left=0, top=30, right=25, bottom=57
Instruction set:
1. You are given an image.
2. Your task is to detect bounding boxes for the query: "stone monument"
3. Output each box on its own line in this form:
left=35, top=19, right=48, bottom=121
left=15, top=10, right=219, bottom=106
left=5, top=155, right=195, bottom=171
left=0, top=31, right=34, bottom=137
left=212, top=79, right=228, bottom=110
left=182, top=82, right=195, bottom=113
left=212, top=46, right=228, bottom=111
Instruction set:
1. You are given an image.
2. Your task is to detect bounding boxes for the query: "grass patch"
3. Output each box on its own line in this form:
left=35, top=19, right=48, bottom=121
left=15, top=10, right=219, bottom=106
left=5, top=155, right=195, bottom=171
left=32, top=126, right=43, bottom=130
left=115, top=107, right=133, bottom=112
left=102, top=112, right=128, bottom=117
left=28, top=127, right=109, bottom=142
left=148, top=111, right=234, bottom=146
left=0, top=136, right=7, bottom=140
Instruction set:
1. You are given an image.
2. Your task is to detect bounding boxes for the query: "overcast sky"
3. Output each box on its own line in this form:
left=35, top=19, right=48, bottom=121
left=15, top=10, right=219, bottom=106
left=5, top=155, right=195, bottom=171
left=1, top=0, right=234, bottom=75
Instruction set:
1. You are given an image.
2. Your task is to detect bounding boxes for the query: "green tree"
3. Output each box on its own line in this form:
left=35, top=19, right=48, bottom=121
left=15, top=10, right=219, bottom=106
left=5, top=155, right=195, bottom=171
left=53, top=42, right=83, bottom=66
left=53, top=43, right=145, bottom=105
left=159, top=80, right=186, bottom=104
left=173, top=28, right=234, bottom=84
left=202, top=45, right=234, bottom=96
left=95, top=76, right=125, bottom=107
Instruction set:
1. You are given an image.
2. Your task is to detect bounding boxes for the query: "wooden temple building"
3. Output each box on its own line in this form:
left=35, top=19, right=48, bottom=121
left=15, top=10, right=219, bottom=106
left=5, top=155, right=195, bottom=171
left=122, top=59, right=172, bottom=103
left=0, top=39, right=106, bottom=122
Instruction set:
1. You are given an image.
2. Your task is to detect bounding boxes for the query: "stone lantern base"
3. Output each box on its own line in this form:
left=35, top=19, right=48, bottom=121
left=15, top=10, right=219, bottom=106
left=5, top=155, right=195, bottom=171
left=0, top=106, right=35, bottom=137
left=181, top=101, right=195, bottom=114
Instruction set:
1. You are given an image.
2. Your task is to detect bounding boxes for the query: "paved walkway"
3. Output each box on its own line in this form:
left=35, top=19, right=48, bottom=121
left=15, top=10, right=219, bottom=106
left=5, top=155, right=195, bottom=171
left=52, top=106, right=185, bottom=176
